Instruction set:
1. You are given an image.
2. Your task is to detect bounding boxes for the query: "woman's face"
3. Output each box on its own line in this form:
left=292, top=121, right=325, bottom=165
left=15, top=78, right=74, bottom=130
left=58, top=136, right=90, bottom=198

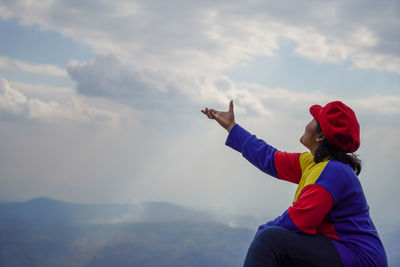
left=300, top=119, right=323, bottom=153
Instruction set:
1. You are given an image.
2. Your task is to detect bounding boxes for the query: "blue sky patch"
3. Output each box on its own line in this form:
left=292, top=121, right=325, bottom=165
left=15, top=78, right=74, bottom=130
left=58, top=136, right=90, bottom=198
left=0, top=18, right=92, bottom=67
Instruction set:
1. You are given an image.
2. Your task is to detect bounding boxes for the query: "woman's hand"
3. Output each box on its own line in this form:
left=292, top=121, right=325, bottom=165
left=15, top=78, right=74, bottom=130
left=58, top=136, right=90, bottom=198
left=201, top=100, right=236, bottom=132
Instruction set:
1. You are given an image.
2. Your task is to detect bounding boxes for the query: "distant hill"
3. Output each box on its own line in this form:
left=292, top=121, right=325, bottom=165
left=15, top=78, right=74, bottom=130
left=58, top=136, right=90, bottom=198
left=0, top=197, right=215, bottom=226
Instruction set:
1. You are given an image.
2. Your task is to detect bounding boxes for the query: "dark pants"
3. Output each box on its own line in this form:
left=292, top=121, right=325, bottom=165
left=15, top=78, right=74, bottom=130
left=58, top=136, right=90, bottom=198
left=243, top=226, right=344, bottom=267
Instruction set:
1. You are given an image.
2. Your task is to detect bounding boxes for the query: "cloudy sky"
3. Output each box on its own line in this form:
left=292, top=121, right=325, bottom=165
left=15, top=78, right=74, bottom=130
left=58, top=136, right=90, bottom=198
left=0, top=0, right=399, bottom=225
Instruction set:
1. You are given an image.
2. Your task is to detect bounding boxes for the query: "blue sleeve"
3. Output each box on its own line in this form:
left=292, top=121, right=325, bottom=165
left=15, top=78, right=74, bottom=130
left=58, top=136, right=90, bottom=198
left=225, top=124, right=278, bottom=178
left=256, top=210, right=299, bottom=235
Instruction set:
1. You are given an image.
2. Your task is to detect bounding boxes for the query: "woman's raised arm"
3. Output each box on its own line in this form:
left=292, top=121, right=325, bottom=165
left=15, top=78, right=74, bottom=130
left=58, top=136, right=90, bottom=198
left=202, top=100, right=303, bottom=184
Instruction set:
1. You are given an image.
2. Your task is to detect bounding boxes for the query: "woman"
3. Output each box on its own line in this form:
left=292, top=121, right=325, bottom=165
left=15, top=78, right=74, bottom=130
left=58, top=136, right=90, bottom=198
left=201, top=100, right=387, bottom=267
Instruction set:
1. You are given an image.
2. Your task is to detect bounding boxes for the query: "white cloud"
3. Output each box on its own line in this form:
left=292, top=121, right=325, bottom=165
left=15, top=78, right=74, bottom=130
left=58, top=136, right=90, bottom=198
left=10, top=81, right=75, bottom=102
left=0, top=56, right=68, bottom=76
left=0, top=77, right=119, bottom=124
left=350, top=95, right=400, bottom=115
left=27, top=98, right=119, bottom=124
left=248, top=84, right=400, bottom=116
left=0, top=0, right=398, bottom=74
left=352, top=53, right=400, bottom=74
left=282, top=26, right=360, bottom=63
left=0, top=76, right=27, bottom=114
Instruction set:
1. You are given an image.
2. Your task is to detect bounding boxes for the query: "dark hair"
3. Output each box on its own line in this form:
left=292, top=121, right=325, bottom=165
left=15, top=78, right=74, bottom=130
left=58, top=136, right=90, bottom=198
left=314, top=122, right=362, bottom=175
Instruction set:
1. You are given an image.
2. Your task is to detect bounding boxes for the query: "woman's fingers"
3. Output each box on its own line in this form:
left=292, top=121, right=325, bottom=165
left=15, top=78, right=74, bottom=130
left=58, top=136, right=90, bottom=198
left=201, top=107, right=214, bottom=119
left=203, top=108, right=209, bottom=117
left=207, top=108, right=214, bottom=119
left=201, top=107, right=226, bottom=122
left=209, top=110, right=217, bottom=119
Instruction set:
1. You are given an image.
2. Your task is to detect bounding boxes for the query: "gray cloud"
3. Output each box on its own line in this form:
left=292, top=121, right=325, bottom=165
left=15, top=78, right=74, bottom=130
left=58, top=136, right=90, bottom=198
left=67, top=54, right=275, bottom=118
left=67, top=54, right=400, bottom=123
left=68, top=55, right=156, bottom=98
left=67, top=54, right=197, bottom=118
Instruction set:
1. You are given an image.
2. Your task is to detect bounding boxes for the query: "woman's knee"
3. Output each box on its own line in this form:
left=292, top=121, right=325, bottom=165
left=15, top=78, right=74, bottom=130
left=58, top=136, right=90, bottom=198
left=255, top=226, right=289, bottom=241
left=252, top=226, right=289, bottom=249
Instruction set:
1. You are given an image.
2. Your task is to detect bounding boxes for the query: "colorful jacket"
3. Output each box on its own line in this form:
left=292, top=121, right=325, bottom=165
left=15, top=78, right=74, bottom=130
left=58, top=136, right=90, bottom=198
left=226, top=124, right=387, bottom=267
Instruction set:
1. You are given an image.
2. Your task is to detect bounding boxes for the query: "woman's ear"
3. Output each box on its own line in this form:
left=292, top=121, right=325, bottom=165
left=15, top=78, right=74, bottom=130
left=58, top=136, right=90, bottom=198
left=315, top=134, right=325, bottom=143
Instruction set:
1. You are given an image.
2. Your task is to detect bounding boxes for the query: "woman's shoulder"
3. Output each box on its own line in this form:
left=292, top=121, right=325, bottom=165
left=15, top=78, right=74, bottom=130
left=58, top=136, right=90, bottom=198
left=325, top=160, right=357, bottom=179
left=316, top=160, right=362, bottom=202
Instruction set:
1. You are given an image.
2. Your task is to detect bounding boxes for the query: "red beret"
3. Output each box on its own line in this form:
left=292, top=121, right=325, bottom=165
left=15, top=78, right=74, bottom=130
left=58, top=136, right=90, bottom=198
left=310, top=101, right=360, bottom=153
